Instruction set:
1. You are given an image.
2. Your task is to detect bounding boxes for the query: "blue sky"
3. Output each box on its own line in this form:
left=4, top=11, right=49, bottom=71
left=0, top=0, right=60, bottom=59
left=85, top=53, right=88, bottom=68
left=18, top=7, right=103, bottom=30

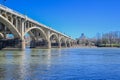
left=2, top=0, right=120, bottom=39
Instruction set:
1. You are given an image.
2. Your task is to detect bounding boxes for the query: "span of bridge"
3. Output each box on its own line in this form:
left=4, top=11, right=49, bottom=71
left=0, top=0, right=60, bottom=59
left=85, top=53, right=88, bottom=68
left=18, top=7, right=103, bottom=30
left=0, top=4, right=76, bottom=50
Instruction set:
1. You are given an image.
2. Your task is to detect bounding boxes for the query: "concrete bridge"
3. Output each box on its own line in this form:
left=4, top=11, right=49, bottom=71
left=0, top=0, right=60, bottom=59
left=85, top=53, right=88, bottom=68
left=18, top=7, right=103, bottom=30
left=0, top=4, right=76, bottom=50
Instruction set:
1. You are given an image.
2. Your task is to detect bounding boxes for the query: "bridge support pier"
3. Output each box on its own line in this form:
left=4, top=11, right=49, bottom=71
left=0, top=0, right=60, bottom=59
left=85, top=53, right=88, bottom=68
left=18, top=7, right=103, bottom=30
left=47, top=41, right=51, bottom=49
left=58, top=42, right=61, bottom=48
left=20, top=39, right=26, bottom=50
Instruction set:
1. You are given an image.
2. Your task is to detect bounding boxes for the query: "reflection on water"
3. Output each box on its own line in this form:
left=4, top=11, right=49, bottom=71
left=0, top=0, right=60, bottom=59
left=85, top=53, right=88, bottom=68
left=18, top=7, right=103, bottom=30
left=0, top=48, right=120, bottom=80
left=0, top=49, right=62, bottom=80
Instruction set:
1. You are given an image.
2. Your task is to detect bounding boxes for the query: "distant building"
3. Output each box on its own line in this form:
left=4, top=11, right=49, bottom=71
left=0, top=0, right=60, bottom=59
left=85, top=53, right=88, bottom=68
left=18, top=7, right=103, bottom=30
left=79, top=33, right=86, bottom=39
left=76, top=33, right=95, bottom=46
left=79, top=33, right=86, bottom=46
left=76, top=33, right=86, bottom=46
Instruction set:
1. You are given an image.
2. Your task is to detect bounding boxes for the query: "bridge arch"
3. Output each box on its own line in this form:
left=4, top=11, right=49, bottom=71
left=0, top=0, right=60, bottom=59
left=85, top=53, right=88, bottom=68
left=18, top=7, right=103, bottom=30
left=0, top=14, right=21, bottom=39
left=70, top=40, right=75, bottom=46
left=0, top=32, right=4, bottom=39
left=60, top=36, right=66, bottom=42
left=49, top=33, right=59, bottom=47
left=59, top=36, right=66, bottom=47
left=24, top=26, right=48, bottom=40
left=49, top=33, right=59, bottom=42
left=24, top=26, right=48, bottom=48
left=66, top=38, right=71, bottom=47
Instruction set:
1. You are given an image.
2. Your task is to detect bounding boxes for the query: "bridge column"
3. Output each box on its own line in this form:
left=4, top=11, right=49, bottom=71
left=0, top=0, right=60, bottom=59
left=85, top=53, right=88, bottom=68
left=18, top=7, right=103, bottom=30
left=20, top=19, right=26, bottom=50
left=46, top=30, right=51, bottom=49
left=58, top=42, right=61, bottom=48
left=47, top=40, right=51, bottom=49
left=58, top=35, right=61, bottom=48
left=20, top=39, right=25, bottom=50
left=3, top=26, right=7, bottom=39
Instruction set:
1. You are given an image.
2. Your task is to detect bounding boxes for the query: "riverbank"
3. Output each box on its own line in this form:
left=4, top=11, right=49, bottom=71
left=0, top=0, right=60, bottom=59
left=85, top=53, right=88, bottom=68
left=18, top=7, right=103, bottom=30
left=73, top=45, right=120, bottom=48
left=1, top=46, right=120, bottom=51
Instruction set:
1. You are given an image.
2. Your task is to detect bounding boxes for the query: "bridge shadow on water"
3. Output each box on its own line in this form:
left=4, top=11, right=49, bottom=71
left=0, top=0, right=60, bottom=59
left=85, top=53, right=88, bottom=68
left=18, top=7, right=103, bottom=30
left=0, top=38, right=22, bottom=50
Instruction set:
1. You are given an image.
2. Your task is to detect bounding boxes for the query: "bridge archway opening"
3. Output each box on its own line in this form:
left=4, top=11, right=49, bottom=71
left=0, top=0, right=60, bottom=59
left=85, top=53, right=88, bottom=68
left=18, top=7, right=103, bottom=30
left=70, top=41, right=74, bottom=47
left=60, top=37, right=66, bottom=47
left=24, top=27, right=48, bottom=48
left=0, top=33, right=4, bottom=39
left=66, top=40, right=71, bottom=47
left=0, top=21, right=21, bottom=50
left=0, top=14, right=21, bottom=38
left=50, top=33, right=59, bottom=48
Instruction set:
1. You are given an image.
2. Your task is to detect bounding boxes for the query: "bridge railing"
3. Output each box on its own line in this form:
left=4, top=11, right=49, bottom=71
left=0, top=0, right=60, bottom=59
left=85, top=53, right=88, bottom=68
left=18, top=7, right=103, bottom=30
left=27, top=17, right=72, bottom=39
left=0, top=4, right=25, bottom=18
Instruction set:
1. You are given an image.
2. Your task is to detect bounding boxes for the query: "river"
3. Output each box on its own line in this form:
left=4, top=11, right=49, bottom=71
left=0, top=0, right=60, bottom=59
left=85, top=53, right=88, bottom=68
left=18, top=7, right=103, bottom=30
left=0, top=48, right=120, bottom=80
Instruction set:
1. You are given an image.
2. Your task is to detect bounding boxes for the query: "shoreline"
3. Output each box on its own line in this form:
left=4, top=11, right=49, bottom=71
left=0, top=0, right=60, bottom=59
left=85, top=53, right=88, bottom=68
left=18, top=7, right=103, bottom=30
left=0, top=46, right=119, bottom=51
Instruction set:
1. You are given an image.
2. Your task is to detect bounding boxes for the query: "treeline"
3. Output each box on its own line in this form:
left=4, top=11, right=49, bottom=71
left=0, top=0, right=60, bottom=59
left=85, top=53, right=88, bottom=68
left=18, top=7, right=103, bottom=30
left=76, top=31, right=120, bottom=47
left=95, top=31, right=120, bottom=47
left=76, top=33, right=95, bottom=46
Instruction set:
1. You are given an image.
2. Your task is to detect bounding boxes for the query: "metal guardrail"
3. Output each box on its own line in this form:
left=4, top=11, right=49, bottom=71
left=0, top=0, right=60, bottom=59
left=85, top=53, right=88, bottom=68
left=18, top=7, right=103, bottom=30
left=0, top=4, right=74, bottom=40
